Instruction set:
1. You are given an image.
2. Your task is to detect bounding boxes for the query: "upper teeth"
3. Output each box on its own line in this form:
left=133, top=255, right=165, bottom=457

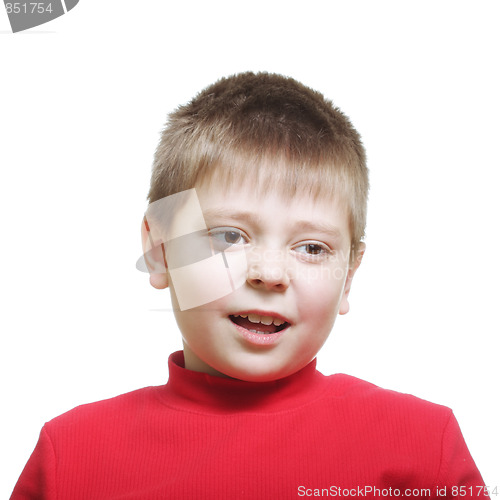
left=233, top=313, right=285, bottom=327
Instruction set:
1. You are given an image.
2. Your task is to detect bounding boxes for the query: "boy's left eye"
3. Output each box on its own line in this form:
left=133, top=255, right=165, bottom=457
left=293, top=243, right=331, bottom=257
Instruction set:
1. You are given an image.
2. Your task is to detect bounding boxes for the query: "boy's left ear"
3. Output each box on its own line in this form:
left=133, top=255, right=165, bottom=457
left=339, top=243, right=365, bottom=315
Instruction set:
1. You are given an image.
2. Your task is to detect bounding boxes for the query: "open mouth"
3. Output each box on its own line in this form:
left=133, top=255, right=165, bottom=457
left=229, top=313, right=290, bottom=335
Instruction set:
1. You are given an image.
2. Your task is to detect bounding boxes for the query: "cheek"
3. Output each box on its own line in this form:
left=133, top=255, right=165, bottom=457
left=296, top=266, right=347, bottom=322
left=171, top=275, right=235, bottom=337
left=168, top=249, right=247, bottom=311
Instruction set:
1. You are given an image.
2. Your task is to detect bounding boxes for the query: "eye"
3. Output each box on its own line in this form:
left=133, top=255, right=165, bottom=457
left=293, top=242, right=332, bottom=259
left=208, top=227, right=249, bottom=250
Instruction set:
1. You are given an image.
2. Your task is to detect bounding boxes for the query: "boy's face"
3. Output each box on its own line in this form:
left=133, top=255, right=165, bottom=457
left=158, top=180, right=362, bottom=382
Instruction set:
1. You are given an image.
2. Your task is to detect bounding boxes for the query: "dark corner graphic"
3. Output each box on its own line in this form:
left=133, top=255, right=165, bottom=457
left=4, top=0, right=79, bottom=32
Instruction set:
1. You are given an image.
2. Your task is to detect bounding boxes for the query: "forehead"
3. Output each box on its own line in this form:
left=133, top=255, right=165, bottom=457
left=199, top=150, right=348, bottom=203
left=196, top=150, right=346, bottom=200
left=195, top=176, right=350, bottom=239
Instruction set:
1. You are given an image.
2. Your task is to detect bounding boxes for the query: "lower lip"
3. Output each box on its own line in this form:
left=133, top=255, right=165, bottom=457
left=232, top=321, right=288, bottom=346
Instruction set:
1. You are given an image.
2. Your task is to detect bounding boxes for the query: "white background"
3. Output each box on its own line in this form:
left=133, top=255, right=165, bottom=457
left=1, top=1, right=498, bottom=496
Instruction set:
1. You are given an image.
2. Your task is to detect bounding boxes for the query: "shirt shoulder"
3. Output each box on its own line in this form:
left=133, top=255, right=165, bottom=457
left=320, top=372, right=453, bottom=425
left=44, top=385, right=164, bottom=433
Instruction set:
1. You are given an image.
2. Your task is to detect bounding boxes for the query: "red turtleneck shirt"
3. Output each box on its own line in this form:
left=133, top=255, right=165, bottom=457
left=11, top=351, right=487, bottom=499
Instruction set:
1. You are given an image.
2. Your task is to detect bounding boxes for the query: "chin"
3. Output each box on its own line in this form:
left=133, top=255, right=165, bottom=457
left=220, top=355, right=300, bottom=382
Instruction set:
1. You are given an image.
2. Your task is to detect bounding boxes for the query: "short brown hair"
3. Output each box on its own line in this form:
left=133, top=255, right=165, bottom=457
left=148, top=72, right=368, bottom=255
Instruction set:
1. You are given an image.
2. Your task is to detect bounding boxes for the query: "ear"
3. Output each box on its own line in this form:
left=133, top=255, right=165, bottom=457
left=339, top=242, right=365, bottom=315
left=141, top=216, right=169, bottom=290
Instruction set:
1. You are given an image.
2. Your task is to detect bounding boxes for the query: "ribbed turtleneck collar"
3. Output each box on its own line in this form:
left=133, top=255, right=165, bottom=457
left=155, top=351, right=329, bottom=415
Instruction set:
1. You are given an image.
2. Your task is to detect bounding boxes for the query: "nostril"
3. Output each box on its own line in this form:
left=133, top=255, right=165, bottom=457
left=246, top=254, right=291, bottom=290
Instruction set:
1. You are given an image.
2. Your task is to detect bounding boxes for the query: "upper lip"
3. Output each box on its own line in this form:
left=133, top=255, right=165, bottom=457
left=229, top=309, right=292, bottom=325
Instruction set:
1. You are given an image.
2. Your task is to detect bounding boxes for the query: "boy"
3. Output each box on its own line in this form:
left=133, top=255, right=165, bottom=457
left=11, top=72, right=488, bottom=499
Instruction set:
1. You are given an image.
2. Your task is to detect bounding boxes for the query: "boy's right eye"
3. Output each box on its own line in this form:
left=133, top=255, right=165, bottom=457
left=208, top=227, right=249, bottom=250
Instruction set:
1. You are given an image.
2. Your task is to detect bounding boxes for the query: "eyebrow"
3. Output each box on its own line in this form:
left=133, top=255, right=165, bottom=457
left=203, top=208, right=262, bottom=226
left=202, top=208, right=344, bottom=240
left=292, top=220, right=343, bottom=239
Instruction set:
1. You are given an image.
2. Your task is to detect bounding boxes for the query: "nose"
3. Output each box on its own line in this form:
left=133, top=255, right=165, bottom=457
left=246, top=247, right=290, bottom=292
